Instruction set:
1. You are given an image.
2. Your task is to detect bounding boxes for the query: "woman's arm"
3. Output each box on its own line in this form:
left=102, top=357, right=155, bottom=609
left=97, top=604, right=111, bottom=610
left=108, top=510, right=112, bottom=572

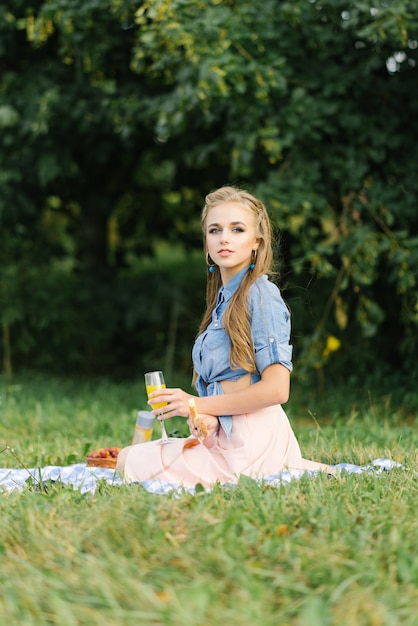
left=148, top=363, right=290, bottom=420
left=199, top=363, right=290, bottom=415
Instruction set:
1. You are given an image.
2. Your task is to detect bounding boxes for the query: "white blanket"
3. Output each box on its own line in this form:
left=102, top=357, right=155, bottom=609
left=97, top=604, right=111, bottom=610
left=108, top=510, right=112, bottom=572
left=0, top=459, right=401, bottom=495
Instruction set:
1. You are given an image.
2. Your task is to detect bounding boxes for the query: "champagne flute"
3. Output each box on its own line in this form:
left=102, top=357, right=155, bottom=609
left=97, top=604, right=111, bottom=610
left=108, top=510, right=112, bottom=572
left=144, top=371, right=173, bottom=445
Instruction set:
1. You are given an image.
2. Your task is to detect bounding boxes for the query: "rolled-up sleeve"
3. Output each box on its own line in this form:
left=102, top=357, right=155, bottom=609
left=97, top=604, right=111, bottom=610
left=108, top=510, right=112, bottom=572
left=249, top=279, right=293, bottom=374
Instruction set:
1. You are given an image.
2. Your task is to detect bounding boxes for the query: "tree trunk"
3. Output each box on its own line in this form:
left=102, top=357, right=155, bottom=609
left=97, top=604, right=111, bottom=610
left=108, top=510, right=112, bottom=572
left=2, top=321, right=13, bottom=384
left=78, top=208, right=109, bottom=278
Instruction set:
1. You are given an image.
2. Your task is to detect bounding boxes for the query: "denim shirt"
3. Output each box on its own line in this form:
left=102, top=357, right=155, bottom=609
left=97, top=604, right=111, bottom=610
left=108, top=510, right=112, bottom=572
left=192, top=266, right=293, bottom=438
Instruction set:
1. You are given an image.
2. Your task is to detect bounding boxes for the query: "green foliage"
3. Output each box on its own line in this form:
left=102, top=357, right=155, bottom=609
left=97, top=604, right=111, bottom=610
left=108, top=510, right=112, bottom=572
left=0, top=374, right=418, bottom=624
left=2, top=250, right=206, bottom=378
left=1, top=0, right=418, bottom=388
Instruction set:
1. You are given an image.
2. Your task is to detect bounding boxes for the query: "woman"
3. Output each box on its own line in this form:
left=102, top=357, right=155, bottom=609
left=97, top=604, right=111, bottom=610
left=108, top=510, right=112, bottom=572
left=117, top=186, right=330, bottom=486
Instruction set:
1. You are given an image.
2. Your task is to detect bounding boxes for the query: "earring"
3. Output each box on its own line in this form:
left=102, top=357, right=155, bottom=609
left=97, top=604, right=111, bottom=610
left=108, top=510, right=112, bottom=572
left=249, top=249, right=257, bottom=270
left=206, top=252, right=216, bottom=273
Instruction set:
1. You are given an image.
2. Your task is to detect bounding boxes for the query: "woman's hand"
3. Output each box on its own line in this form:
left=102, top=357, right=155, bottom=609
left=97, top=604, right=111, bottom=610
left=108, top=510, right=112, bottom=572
left=187, top=413, right=219, bottom=439
left=148, top=387, right=219, bottom=439
left=147, top=387, right=195, bottom=420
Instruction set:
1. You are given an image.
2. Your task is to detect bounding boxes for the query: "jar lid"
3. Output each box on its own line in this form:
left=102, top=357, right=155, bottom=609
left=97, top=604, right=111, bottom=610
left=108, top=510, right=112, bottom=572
left=136, top=410, right=155, bottom=428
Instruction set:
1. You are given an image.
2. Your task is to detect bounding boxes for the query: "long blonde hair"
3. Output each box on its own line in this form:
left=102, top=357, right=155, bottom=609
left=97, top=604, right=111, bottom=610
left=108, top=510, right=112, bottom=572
left=196, top=185, right=274, bottom=374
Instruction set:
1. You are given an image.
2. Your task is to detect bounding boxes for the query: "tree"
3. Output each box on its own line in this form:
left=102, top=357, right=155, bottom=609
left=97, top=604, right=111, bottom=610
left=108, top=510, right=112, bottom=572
left=130, top=0, right=418, bottom=385
left=1, top=0, right=418, bottom=388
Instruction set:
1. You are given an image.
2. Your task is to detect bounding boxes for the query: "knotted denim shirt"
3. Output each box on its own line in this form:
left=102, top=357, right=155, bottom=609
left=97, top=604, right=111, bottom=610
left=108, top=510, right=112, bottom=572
left=192, top=266, right=293, bottom=438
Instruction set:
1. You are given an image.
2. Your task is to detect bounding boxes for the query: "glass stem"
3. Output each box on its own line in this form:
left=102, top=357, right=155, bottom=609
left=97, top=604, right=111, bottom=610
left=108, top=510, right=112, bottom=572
left=160, top=419, right=169, bottom=442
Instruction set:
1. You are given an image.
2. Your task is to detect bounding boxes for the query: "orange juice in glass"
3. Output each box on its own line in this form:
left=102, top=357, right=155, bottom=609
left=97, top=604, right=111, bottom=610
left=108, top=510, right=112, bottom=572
left=144, top=371, right=172, bottom=444
left=145, top=384, right=167, bottom=409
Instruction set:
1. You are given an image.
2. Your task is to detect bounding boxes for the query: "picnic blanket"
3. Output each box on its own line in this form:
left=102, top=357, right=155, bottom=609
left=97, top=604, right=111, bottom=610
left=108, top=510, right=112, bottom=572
left=0, top=458, right=401, bottom=495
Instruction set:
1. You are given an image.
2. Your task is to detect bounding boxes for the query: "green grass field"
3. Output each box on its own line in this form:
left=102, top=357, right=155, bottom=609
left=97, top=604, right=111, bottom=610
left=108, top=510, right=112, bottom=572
left=1, top=373, right=417, bottom=625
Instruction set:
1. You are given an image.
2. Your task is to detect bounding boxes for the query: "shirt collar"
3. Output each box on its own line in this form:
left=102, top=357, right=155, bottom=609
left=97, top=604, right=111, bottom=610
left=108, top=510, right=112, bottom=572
left=219, top=266, right=250, bottom=303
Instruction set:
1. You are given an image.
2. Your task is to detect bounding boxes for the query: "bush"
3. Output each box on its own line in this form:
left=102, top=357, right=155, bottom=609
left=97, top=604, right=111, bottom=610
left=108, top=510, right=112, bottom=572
left=2, top=252, right=206, bottom=380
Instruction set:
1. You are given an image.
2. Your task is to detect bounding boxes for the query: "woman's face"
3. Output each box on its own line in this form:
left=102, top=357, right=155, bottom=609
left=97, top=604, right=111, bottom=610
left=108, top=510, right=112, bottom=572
left=205, top=201, right=260, bottom=284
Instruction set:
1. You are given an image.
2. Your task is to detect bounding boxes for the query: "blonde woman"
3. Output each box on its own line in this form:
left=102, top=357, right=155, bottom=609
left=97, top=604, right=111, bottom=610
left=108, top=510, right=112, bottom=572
left=117, top=186, right=330, bottom=486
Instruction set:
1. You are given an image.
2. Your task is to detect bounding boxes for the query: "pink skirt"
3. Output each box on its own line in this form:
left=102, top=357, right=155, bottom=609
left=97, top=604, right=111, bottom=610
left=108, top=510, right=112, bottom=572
left=117, top=405, right=327, bottom=488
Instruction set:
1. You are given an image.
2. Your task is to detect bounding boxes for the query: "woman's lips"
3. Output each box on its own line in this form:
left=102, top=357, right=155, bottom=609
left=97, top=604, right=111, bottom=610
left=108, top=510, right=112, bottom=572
left=218, top=249, right=233, bottom=257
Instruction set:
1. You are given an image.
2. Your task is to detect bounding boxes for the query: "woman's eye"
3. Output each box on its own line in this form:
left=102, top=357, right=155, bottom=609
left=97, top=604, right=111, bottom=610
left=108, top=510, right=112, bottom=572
left=208, top=227, right=245, bottom=234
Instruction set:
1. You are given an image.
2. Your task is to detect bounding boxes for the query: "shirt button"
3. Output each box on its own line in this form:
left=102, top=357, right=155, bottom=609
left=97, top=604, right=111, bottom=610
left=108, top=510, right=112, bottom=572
left=269, top=337, right=275, bottom=343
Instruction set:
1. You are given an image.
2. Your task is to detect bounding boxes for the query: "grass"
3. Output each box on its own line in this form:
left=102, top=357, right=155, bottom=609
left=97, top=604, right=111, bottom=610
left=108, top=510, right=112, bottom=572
left=0, top=372, right=417, bottom=625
